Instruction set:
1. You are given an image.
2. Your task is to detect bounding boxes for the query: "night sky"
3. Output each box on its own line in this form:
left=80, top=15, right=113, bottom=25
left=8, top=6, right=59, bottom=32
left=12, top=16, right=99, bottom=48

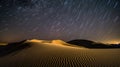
left=0, top=0, right=120, bottom=43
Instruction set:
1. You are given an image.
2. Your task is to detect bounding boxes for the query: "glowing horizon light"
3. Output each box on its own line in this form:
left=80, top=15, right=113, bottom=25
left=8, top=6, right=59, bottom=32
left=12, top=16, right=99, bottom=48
left=105, top=41, right=120, bottom=44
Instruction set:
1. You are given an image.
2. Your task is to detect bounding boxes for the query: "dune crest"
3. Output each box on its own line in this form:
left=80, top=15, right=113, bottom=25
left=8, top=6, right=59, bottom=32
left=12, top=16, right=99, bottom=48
left=25, top=39, right=85, bottom=49
left=26, top=39, right=51, bottom=43
left=26, top=39, right=69, bottom=45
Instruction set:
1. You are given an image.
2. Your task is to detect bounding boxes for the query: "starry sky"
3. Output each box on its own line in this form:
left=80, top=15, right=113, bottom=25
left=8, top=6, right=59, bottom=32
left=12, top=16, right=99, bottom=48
left=0, top=0, right=120, bottom=43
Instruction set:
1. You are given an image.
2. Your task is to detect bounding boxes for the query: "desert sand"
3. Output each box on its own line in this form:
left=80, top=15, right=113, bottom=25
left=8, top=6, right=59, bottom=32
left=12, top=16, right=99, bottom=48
left=0, top=39, right=120, bottom=67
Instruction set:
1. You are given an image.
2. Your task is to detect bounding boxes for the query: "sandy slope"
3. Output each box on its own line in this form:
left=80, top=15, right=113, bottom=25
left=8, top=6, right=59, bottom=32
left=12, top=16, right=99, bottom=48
left=0, top=39, right=120, bottom=67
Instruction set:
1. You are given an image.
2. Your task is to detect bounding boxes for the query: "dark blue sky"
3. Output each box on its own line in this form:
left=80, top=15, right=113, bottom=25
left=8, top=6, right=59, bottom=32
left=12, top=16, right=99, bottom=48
left=0, top=0, right=120, bottom=43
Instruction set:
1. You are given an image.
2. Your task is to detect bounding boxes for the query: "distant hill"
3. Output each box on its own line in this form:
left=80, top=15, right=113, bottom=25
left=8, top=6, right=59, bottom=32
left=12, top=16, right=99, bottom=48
left=67, top=39, right=120, bottom=48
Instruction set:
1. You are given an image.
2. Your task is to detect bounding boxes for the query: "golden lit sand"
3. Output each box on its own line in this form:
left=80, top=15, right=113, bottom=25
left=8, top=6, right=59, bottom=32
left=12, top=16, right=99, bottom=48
left=0, top=39, right=120, bottom=67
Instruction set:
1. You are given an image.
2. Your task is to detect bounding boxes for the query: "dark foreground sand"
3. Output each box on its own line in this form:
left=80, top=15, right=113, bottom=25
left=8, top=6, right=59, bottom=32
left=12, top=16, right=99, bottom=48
left=0, top=40, right=120, bottom=67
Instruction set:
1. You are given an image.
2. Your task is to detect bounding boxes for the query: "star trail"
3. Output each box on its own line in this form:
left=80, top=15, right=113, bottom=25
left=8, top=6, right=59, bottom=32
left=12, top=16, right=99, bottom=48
left=0, top=0, right=120, bottom=43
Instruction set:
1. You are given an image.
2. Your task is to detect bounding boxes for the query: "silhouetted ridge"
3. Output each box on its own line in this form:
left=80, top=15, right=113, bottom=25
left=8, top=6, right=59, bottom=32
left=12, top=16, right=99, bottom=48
left=0, top=40, right=31, bottom=57
left=67, top=39, right=94, bottom=45
left=67, top=39, right=120, bottom=48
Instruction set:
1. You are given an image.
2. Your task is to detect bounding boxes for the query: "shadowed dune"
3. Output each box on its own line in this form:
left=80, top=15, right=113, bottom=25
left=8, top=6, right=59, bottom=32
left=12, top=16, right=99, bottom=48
left=0, top=40, right=31, bottom=57
left=67, top=39, right=120, bottom=48
left=0, top=39, right=120, bottom=67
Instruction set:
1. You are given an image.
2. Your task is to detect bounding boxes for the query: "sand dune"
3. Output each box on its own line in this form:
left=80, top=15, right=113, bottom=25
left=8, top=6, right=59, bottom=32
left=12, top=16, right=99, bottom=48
left=0, top=39, right=120, bottom=67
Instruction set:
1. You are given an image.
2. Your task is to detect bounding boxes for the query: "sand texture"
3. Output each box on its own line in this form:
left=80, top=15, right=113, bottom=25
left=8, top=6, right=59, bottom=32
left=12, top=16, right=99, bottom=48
left=0, top=40, right=120, bottom=67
